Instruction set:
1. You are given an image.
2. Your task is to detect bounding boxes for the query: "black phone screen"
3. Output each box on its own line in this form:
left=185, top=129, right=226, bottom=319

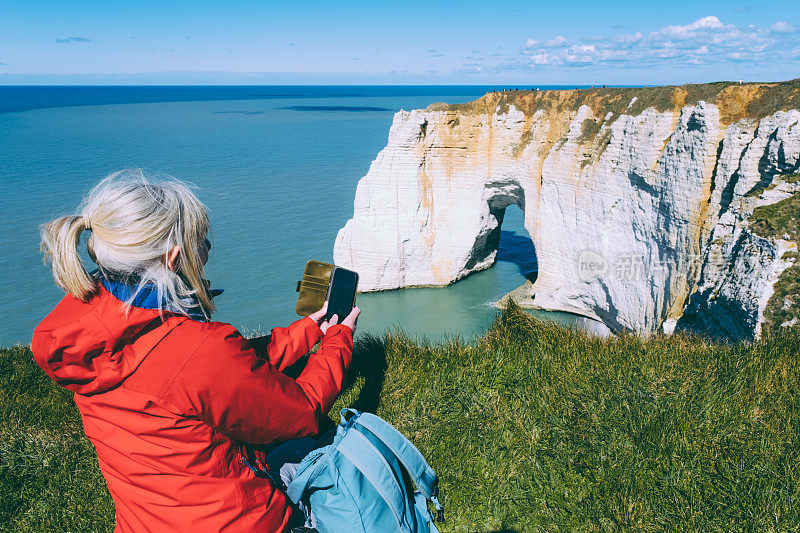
left=325, top=268, right=358, bottom=322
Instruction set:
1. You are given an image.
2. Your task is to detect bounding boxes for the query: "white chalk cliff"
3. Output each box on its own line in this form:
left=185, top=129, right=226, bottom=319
left=334, top=81, right=800, bottom=339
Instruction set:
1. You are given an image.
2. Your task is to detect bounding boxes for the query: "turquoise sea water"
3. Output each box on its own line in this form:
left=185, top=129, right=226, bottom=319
left=1, top=86, right=582, bottom=345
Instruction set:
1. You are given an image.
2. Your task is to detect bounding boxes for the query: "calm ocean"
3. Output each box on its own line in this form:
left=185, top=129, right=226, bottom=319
left=1, top=85, right=581, bottom=346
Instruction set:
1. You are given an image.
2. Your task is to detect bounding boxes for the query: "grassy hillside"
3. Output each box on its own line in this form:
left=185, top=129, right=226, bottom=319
left=3, top=304, right=800, bottom=531
left=0, top=345, right=115, bottom=531
left=749, top=175, right=800, bottom=334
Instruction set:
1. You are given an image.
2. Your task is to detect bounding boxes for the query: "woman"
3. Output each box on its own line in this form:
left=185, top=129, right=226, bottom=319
left=32, top=170, right=359, bottom=532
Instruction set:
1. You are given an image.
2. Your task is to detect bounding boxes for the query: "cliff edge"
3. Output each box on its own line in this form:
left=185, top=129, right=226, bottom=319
left=334, top=80, right=800, bottom=339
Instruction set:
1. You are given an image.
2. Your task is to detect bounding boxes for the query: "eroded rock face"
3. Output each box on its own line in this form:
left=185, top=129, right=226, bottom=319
left=334, top=82, right=800, bottom=338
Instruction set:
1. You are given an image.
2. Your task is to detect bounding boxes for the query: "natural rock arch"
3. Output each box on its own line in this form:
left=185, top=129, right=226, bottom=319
left=334, top=87, right=800, bottom=338
left=463, top=180, right=530, bottom=275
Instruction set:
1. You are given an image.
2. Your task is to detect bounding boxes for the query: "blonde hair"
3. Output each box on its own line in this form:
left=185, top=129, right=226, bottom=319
left=40, top=169, right=215, bottom=317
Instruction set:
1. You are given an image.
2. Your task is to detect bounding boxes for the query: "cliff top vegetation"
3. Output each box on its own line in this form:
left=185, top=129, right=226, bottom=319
left=3, top=302, right=799, bottom=531
left=749, top=173, right=800, bottom=333
left=430, top=78, right=800, bottom=126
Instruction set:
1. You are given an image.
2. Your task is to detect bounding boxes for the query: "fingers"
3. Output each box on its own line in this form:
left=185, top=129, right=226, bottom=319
left=308, top=301, right=328, bottom=323
left=321, top=307, right=360, bottom=335
left=342, top=306, right=360, bottom=330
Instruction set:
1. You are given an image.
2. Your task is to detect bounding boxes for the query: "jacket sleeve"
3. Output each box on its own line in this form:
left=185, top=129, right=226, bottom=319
left=258, top=316, right=324, bottom=371
left=163, top=322, right=353, bottom=444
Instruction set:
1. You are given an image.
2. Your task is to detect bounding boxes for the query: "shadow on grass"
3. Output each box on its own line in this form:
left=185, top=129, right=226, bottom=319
left=344, top=333, right=389, bottom=413
left=283, top=333, right=389, bottom=436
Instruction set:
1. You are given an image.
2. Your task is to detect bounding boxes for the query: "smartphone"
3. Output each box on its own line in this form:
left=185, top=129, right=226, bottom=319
left=325, top=267, right=359, bottom=323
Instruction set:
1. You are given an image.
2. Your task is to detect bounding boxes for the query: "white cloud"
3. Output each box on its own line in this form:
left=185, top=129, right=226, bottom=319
left=613, top=32, right=643, bottom=44
left=516, top=16, right=800, bottom=70
left=771, top=21, right=796, bottom=34
left=529, top=53, right=550, bottom=65
left=56, top=36, right=91, bottom=43
left=545, top=35, right=570, bottom=48
left=660, top=15, right=724, bottom=39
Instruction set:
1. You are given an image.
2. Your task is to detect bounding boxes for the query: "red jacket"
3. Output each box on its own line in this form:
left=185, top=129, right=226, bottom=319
left=32, top=283, right=353, bottom=532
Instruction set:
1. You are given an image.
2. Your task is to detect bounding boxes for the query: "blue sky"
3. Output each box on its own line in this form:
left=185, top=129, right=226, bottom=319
left=1, top=0, right=798, bottom=84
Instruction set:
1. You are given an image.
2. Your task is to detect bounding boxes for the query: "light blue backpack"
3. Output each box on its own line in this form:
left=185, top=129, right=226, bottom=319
left=286, top=409, right=444, bottom=532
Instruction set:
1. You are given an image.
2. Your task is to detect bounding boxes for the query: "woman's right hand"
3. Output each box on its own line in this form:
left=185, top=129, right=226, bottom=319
left=321, top=306, right=360, bottom=335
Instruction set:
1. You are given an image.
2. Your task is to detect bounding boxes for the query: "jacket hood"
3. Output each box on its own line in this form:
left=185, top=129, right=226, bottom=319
left=32, top=284, right=186, bottom=395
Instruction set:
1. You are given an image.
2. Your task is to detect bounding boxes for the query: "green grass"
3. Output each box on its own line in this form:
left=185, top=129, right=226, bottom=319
left=4, top=304, right=800, bottom=531
left=762, top=256, right=800, bottom=334
left=750, top=187, right=800, bottom=243
left=0, top=345, right=115, bottom=532
left=749, top=185, right=800, bottom=334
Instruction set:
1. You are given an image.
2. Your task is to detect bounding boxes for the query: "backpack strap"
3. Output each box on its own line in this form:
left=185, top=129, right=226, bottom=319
left=336, top=428, right=411, bottom=531
left=341, top=410, right=444, bottom=516
left=414, top=492, right=441, bottom=533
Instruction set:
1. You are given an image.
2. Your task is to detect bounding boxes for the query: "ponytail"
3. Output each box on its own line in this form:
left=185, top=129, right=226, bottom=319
left=40, top=170, right=214, bottom=317
left=40, top=215, right=96, bottom=301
